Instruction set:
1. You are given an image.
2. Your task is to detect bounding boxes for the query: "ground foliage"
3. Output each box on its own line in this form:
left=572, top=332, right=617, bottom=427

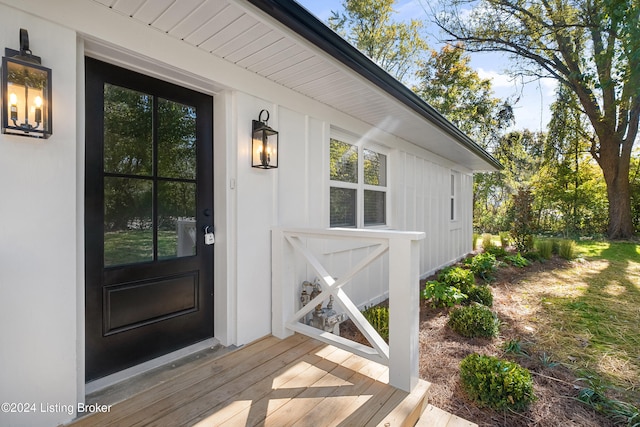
left=342, top=240, right=639, bottom=426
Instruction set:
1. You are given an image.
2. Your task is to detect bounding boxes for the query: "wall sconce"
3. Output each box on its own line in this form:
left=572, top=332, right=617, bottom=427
left=2, top=29, right=52, bottom=139
left=252, top=109, right=278, bottom=169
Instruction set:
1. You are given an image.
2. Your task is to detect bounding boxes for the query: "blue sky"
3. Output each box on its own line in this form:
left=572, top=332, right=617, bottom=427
left=295, top=0, right=556, bottom=132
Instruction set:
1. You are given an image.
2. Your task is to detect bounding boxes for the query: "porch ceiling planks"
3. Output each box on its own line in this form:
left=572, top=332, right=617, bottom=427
left=66, top=334, right=432, bottom=427
left=89, top=0, right=499, bottom=171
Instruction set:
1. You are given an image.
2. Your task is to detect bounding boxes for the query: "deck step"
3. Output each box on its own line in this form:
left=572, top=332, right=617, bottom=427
left=415, top=404, right=478, bottom=427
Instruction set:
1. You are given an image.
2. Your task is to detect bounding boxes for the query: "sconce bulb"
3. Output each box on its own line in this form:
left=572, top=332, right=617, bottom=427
left=34, top=96, right=43, bottom=108
left=9, top=93, right=18, bottom=105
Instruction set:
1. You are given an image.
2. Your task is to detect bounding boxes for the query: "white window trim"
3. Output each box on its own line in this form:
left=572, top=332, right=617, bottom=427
left=450, top=171, right=459, bottom=223
left=328, top=131, right=390, bottom=229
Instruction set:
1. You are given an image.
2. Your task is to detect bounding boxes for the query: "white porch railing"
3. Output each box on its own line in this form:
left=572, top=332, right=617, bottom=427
left=271, top=227, right=425, bottom=392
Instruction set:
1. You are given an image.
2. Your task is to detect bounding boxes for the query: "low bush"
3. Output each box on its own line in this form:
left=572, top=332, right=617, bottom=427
left=504, top=252, right=530, bottom=268
left=469, top=253, right=497, bottom=280
left=438, top=266, right=475, bottom=293
left=499, top=231, right=510, bottom=249
left=460, top=353, right=535, bottom=411
left=559, top=239, right=577, bottom=260
left=472, top=233, right=480, bottom=251
left=485, top=245, right=507, bottom=257
left=523, top=251, right=542, bottom=262
left=448, top=304, right=499, bottom=338
left=361, top=305, right=389, bottom=342
left=465, top=285, right=493, bottom=307
left=536, top=240, right=553, bottom=259
left=482, top=233, right=494, bottom=251
left=421, top=280, right=466, bottom=308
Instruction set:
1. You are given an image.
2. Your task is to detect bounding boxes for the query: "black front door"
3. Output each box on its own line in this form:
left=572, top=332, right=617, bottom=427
left=85, top=58, right=214, bottom=381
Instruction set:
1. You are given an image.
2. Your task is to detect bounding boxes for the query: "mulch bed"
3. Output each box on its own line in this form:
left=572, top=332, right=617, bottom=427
left=339, top=258, right=617, bottom=426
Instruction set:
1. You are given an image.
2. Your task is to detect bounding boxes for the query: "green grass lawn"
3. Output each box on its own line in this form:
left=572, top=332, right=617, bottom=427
left=530, top=240, right=640, bottom=400
left=104, top=229, right=186, bottom=266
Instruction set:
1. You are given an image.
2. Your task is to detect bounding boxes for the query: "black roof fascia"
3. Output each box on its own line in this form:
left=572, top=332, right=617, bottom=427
left=245, top=0, right=503, bottom=170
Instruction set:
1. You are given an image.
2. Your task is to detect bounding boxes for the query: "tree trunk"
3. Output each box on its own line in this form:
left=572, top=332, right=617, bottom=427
left=600, top=143, right=634, bottom=239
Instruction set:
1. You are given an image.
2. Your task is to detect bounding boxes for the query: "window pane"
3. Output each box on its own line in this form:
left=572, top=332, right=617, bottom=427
left=103, top=177, right=153, bottom=266
left=330, top=187, right=357, bottom=227
left=364, top=149, right=386, bottom=186
left=330, top=139, right=358, bottom=183
left=158, top=99, right=197, bottom=179
left=103, top=84, right=153, bottom=176
left=157, top=182, right=197, bottom=259
left=364, top=190, right=386, bottom=226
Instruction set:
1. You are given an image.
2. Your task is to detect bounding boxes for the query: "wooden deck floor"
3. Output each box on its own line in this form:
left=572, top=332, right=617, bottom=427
left=66, top=334, right=433, bottom=427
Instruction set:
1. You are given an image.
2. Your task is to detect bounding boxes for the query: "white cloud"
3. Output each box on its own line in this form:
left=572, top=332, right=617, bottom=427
left=476, top=68, right=514, bottom=88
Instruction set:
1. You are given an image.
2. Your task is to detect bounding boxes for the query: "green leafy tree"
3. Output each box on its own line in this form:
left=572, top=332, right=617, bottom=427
left=434, top=0, right=640, bottom=238
left=414, top=43, right=513, bottom=149
left=329, top=0, right=428, bottom=82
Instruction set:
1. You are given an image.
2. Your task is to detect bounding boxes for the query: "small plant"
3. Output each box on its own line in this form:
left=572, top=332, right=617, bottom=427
left=469, top=253, right=497, bottom=280
left=559, top=239, right=577, bottom=260
left=472, top=233, right=480, bottom=251
left=361, top=305, right=389, bottom=342
left=460, top=353, right=535, bottom=411
left=575, top=373, right=640, bottom=425
left=438, top=266, right=475, bottom=293
left=448, top=304, right=499, bottom=338
left=502, top=339, right=528, bottom=356
left=421, top=280, right=466, bottom=308
left=550, top=238, right=560, bottom=255
left=485, top=245, right=507, bottom=257
left=482, top=233, right=494, bottom=251
left=504, top=252, right=530, bottom=267
left=465, top=285, right=493, bottom=306
left=536, top=240, right=553, bottom=260
left=523, top=251, right=542, bottom=262
left=499, top=231, right=510, bottom=249
left=538, top=352, right=559, bottom=368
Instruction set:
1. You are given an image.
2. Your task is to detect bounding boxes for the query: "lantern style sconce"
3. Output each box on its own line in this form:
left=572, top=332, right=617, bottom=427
left=2, top=29, right=52, bottom=139
left=252, top=109, right=278, bottom=169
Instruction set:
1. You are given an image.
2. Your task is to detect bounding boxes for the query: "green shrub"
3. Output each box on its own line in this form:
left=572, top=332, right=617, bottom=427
left=499, top=231, right=510, bottom=249
left=460, top=354, right=535, bottom=411
left=438, top=266, right=475, bottom=293
left=523, top=251, right=542, bottom=262
left=550, top=238, right=560, bottom=255
left=536, top=240, right=553, bottom=259
left=485, top=245, right=507, bottom=257
left=448, top=304, right=499, bottom=338
left=504, top=252, right=530, bottom=268
left=482, top=233, right=494, bottom=251
left=361, top=305, right=389, bottom=342
left=469, top=253, right=497, bottom=280
left=421, top=281, right=466, bottom=308
left=559, top=239, right=576, bottom=260
left=465, top=285, right=493, bottom=307
left=472, top=233, right=480, bottom=251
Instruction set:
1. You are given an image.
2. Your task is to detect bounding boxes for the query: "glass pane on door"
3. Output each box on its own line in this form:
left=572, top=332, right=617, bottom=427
left=103, top=177, right=153, bottom=266
left=158, top=99, right=196, bottom=180
left=158, top=181, right=197, bottom=259
left=103, top=84, right=153, bottom=176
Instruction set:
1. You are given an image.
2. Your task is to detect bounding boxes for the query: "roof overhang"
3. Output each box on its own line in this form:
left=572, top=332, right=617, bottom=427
left=86, top=0, right=501, bottom=171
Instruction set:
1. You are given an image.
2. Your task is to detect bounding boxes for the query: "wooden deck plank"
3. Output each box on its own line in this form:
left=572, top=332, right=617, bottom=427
left=289, top=344, right=390, bottom=427
left=262, top=352, right=366, bottom=426
left=187, top=344, right=331, bottom=426
left=373, top=380, right=431, bottom=427
left=70, top=335, right=307, bottom=427
left=158, top=340, right=336, bottom=426
left=416, top=404, right=478, bottom=427
left=132, top=336, right=324, bottom=427
left=66, top=334, right=468, bottom=427
left=219, top=348, right=354, bottom=426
